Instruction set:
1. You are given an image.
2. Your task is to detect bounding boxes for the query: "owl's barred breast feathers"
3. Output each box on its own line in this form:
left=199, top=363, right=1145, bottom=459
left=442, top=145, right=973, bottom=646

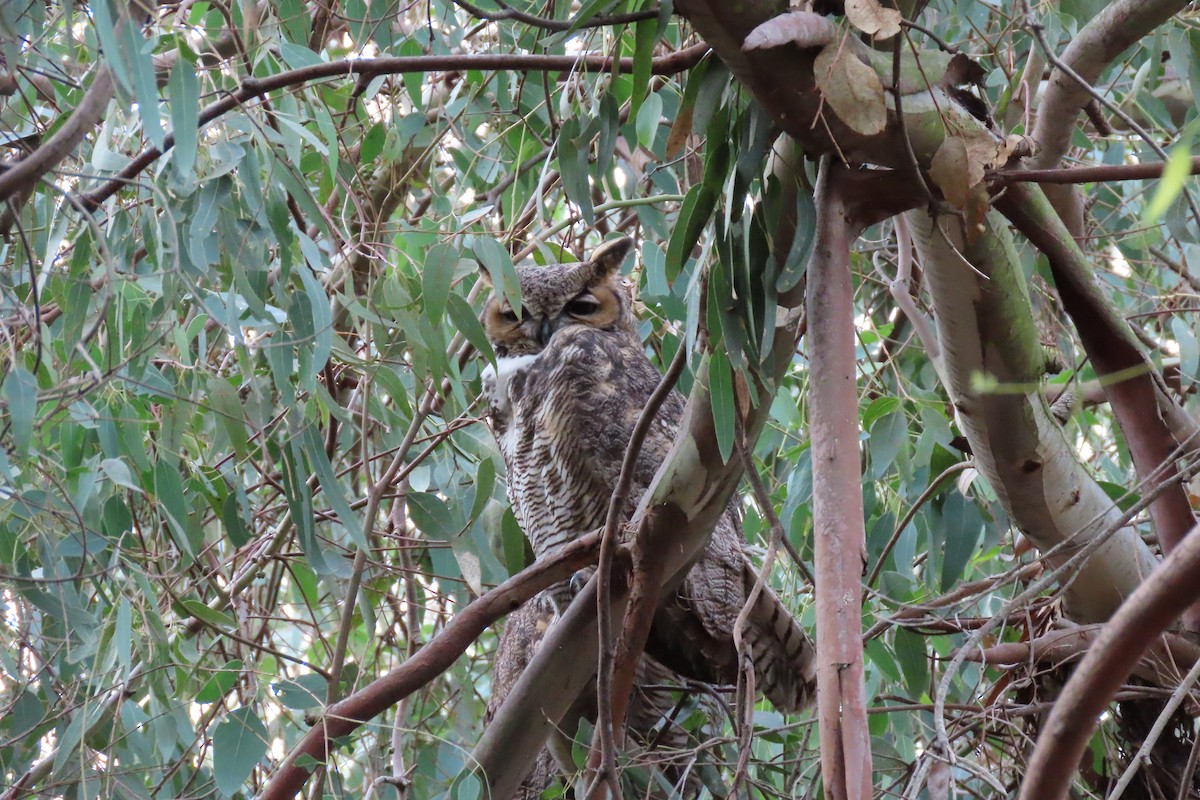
left=479, top=237, right=816, bottom=715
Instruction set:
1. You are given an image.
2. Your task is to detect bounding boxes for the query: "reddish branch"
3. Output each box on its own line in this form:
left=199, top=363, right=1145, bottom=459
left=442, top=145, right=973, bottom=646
left=991, top=157, right=1200, bottom=186
left=806, top=159, right=873, bottom=800
left=257, top=532, right=603, bottom=800
left=960, top=624, right=1200, bottom=687
left=0, top=1, right=143, bottom=208
left=0, top=69, right=114, bottom=207
left=78, top=46, right=708, bottom=210
left=1017, top=524, right=1200, bottom=800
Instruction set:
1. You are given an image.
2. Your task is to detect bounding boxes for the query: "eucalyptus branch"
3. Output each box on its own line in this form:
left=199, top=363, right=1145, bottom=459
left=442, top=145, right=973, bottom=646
left=451, top=0, right=659, bottom=31
left=80, top=48, right=707, bottom=209
left=590, top=338, right=688, bottom=796
left=258, top=531, right=607, bottom=800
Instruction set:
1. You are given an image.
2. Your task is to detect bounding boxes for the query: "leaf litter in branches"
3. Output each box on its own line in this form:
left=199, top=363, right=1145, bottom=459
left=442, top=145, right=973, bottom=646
left=844, top=0, right=901, bottom=40
left=814, top=40, right=887, bottom=136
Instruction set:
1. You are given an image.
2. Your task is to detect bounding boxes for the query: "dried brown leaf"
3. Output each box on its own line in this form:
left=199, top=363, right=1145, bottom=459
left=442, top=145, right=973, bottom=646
left=813, top=43, right=887, bottom=136
left=665, top=102, right=694, bottom=161
left=845, top=0, right=902, bottom=40
left=929, top=135, right=971, bottom=209
left=963, top=183, right=990, bottom=244
left=743, top=11, right=835, bottom=51
left=942, top=52, right=987, bottom=89
left=993, top=134, right=1033, bottom=167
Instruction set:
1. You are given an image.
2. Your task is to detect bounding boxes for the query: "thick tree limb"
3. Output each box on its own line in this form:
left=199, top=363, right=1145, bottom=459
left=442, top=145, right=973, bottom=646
left=907, top=209, right=1158, bottom=623
left=590, top=340, right=689, bottom=791
left=1026, top=0, right=1189, bottom=235
left=0, top=67, right=113, bottom=206
left=670, top=4, right=1159, bottom=622
left=1017, top=524, right=1200, bottom=800
left=997, top=185, right=1200, bottom=627
left=1029, top=0, right=1188, bottom=172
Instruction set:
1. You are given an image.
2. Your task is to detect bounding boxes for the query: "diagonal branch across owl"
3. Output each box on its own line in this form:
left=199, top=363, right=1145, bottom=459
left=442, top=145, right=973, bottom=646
left=477, top=237, right=816, bottom=713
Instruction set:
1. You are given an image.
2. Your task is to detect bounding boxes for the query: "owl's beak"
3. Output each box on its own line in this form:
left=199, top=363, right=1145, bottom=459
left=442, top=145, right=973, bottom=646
left=536, top=316, right=554, bottom=347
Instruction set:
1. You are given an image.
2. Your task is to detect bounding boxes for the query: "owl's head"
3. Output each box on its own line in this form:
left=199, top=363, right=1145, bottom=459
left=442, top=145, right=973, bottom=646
left=479, top=238, right=636, bottom=357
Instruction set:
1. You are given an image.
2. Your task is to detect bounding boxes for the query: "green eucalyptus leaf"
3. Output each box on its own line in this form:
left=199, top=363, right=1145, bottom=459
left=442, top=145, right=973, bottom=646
left=213, top=708, right=269, bottom=795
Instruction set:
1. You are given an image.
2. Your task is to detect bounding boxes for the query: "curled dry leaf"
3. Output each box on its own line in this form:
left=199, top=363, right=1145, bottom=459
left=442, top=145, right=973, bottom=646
left=941, top=52, right=987, bottom=90
left=743, top=11, right=836, bottom=51
left=813, top=42, right=887, bottom=136
left=929, top=135, right=971, bottom=209
left=993, top=133, right=1034, bottom=167
left=844, top=0, right=902, bottom=40
left=931, top=127, right=1021, bottom=211
left=664, top=102, right=694, bottom=161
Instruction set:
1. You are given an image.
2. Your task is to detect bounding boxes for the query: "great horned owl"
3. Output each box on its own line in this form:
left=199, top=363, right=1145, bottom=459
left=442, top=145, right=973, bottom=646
left=478, top=237, right=816, bottom=713
left=487, top=593, right=716, bottom=798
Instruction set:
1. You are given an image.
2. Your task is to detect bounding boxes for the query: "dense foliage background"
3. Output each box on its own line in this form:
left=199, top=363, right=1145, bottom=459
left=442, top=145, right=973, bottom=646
left=0, top=0, right=1197, bottom=797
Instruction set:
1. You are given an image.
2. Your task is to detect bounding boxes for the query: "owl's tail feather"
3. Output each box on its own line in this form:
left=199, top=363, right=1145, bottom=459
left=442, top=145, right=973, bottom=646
left=745, top=571, right=817, bottom=713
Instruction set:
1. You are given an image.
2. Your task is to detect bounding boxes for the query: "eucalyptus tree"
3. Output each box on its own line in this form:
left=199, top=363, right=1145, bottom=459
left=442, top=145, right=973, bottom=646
left=0, top=1, right=1197, bottom=798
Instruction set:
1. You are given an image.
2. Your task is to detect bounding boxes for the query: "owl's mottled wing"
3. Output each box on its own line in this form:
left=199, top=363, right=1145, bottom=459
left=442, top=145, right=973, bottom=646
left=488, top=593, right=717, bottom=798
left=499, top=323, right=815, bottom=712
left=652, top=529, right=817, bottom=712
left=486, top=598, right=560, bottom=799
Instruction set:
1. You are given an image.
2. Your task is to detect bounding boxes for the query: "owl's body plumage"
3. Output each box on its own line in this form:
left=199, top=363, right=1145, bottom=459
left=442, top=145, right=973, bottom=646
left=488, top=593, right=715, bottom=798
left=480, top=238, right=816, bottom=716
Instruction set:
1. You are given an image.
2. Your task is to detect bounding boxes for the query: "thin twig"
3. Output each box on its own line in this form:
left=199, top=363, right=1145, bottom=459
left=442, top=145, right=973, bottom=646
left=731, top=437, right=778, bottom=795
left=1108, top=649, right=1200, bottom=799
left=258, top=531, right=607, bottom=800
left=591, top=340, right=689, bottom=797
left=931, top=433, right=1200, bottom=764
left=739, top=438, right=815, bottom=587
left=866, top=460, right=974, bottom=589
left=993, top=157, right=1200, bottom=187
left=451, top=0, right=658, bottom=31
left=80, top=47, right=708, bottom=210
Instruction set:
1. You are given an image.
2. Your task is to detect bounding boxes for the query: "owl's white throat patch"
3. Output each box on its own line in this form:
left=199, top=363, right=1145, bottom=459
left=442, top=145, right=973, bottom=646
left=481, top=354, right=540, bottom=414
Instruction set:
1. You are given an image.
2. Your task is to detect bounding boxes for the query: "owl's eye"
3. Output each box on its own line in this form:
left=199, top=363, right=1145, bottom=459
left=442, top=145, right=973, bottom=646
left=566, top=294, right=601, bottom=316
left=500, top=307, right=519, bottom=323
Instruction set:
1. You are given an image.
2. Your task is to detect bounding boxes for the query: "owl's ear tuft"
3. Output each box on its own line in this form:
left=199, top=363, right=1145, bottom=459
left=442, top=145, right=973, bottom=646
left=588, top=237, right=633, bottom=277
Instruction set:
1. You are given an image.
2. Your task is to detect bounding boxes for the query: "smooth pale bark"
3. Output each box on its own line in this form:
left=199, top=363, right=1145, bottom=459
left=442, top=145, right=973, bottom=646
left=997, top=184, right=1200, bottom=626
left=1030, top=0, right=1190, bottom=170
left=907, top=209, right=1157, bottom=622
